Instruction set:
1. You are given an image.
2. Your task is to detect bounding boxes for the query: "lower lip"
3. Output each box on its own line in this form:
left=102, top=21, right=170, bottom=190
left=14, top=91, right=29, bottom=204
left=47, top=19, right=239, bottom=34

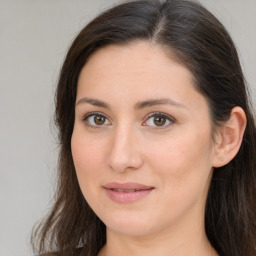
left=104, top=188, right=154, bottom=203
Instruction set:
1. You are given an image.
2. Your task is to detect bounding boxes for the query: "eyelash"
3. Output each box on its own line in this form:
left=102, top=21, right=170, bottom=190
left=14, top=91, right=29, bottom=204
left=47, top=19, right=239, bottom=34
left=143, top=112, right=175, bottom=129
left=82, top=111, right=175, bottom=129
left=83, top=112, right=111, bottom=128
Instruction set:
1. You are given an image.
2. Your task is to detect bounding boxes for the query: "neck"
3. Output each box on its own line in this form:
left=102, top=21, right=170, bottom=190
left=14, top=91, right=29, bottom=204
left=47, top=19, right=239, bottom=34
left=98, top=218, right=218, bottom=256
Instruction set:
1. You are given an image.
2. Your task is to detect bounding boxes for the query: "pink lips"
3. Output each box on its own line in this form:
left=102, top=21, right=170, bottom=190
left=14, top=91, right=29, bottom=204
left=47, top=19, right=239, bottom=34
left=103, top=182, right=154, bottom=203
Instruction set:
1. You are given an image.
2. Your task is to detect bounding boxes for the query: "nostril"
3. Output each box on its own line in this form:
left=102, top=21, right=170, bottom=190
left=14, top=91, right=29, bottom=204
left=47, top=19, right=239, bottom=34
left=107, top=151, right=144, bottom=172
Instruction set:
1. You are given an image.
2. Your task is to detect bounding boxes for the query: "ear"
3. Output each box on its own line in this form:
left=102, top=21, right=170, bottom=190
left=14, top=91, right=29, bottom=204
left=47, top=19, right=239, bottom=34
left=212, top=106, right=247, bottom=168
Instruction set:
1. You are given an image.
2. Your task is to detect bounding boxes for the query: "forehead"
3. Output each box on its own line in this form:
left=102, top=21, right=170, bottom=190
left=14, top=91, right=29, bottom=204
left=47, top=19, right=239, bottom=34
left=76, top=41, right=212, bottom=130
left=78, top=41, right=194, bottom=91
left=77, top=41, right=208, bottom=112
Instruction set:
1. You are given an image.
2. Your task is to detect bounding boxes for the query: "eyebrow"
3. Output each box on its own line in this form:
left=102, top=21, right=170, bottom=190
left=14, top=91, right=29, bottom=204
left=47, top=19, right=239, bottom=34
left=76, top=97, right=110, bottom=109
left=76, top=97, right=186, bottom=110
left=134, top=98, right=186, bottom=110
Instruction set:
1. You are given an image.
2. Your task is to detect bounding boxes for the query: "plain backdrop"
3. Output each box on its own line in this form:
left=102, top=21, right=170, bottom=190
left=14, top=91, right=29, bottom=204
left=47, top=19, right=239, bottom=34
left=0, top=1, right=255, bottom=256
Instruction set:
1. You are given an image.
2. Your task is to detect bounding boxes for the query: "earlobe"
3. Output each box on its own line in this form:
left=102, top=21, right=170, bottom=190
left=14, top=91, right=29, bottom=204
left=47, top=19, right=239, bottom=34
left=212, top=107, right=247, bottom=168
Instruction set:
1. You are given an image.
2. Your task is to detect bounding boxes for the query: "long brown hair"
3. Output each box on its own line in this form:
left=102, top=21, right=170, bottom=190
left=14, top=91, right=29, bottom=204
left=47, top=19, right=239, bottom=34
left=31, top=1, right=256, bottom=255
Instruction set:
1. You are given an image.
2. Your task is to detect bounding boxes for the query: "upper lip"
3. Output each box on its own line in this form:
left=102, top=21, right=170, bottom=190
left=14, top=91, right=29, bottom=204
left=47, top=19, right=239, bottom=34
left=103, top=182, right=154, bottom=190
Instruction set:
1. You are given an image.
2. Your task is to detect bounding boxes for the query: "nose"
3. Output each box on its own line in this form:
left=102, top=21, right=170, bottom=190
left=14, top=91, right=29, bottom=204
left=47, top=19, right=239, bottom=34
left=107, top=125, right=144, bottom=172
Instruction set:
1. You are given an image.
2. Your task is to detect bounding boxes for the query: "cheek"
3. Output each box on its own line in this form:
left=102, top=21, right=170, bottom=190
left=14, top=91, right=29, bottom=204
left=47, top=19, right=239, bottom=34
left=144, top=133, right=214, bottom=224
left=72, top=138, right=101, bottom=171
left=71, top=131, right=106, bottom=198
left=71, top=124, right=110, bottom=170
left=146, top=129, right=214, bottom=193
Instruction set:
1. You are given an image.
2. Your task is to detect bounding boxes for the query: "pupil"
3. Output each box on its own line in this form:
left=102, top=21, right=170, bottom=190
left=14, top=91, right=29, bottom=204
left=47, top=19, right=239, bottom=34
left=94, top=115, right=105, bottom=125
left=154, top=116, right=166, bottom=126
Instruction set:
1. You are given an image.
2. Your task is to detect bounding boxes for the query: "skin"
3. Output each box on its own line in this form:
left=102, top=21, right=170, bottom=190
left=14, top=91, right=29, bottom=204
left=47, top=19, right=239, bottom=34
left=71, top=41, right=227, bottom=256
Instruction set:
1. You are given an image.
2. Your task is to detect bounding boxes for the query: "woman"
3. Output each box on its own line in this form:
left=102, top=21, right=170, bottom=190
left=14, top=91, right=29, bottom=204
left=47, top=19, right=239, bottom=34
left=31, top=0, right=256, bottom=255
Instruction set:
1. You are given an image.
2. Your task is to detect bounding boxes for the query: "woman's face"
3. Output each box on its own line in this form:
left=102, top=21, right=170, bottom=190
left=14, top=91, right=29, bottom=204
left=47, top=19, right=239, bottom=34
left=71, top=41, right=217, bottom=237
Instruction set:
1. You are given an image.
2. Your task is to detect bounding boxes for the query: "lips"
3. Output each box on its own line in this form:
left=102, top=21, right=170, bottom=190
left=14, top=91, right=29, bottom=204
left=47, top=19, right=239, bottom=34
left=103, top=182, right=154, bottom=203
left=110, top=189, right=142, bottom=192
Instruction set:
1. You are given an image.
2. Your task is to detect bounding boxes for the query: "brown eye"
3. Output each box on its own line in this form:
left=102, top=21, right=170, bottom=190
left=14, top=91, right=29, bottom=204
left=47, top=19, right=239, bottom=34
left=94, top=115, right=106, bottom=125
left=143, top=113, right=174, bottom=128
left=84, top=113, right=111, bottom=127
left=153, top=116, right=167, bottom=126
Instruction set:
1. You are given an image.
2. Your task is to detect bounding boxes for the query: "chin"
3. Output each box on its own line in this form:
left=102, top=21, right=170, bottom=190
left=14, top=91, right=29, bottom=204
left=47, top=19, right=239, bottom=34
left=101, top=211, right=159, bottom=237
left=107, top=222, right=154, bottom=237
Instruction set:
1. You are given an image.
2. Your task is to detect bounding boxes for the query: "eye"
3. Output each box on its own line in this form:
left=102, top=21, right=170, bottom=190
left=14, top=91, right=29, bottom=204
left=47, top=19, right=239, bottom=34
left=83, top=113, right=111, bottom=127
left=143, top=112, right=174, bottom=128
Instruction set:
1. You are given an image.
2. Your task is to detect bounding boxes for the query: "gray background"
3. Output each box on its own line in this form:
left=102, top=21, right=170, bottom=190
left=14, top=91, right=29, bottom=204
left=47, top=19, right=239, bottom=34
left=0, top=1, right=255, bottom=256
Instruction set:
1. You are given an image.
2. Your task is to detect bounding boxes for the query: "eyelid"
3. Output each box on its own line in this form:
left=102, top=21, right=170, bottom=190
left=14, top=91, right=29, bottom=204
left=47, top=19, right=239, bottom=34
left=82, top=111, right=175, bottom=129
left=83, top=111, right=106, bottom=120
left=142, top=112, right=175, bottom=128
left=83, top=111, right=112, bottom=127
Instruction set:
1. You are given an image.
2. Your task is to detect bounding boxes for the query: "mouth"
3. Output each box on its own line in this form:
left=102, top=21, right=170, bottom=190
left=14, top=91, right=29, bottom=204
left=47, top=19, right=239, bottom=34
left=110, top=188, right=149, bottom=192
left=103, top=182, right=155, bottom=203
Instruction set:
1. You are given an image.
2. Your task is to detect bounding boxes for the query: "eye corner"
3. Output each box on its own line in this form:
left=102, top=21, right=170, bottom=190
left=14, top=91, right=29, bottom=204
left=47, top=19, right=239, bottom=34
left=142, top=112, right=175, bottom=129
left=82, top=112, right=112, bottom=128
